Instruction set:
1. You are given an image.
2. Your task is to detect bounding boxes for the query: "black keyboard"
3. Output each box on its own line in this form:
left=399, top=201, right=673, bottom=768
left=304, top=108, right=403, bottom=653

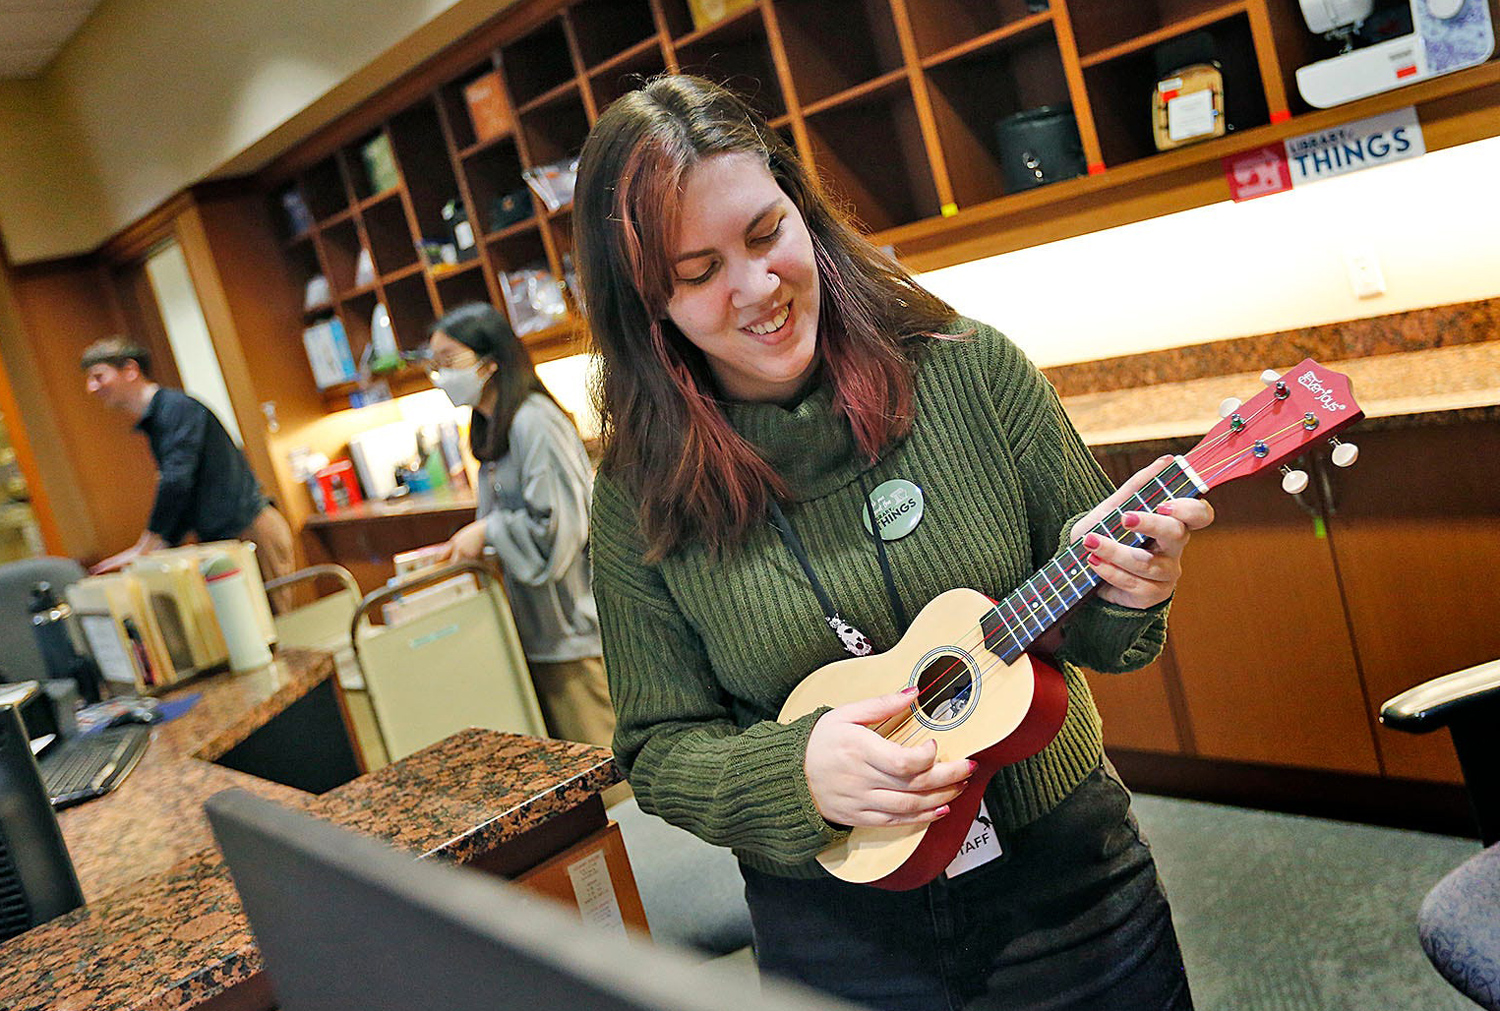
left=38, top=725, right=153, bottom=809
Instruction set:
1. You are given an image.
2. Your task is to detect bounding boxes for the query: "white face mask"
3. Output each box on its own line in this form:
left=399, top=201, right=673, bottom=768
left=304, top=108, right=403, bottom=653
left=433, top=366, right=485, bottom=408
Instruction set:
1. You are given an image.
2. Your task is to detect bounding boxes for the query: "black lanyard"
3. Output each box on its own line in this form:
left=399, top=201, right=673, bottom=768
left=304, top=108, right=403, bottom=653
left=767, top=473, right=909, bottom=656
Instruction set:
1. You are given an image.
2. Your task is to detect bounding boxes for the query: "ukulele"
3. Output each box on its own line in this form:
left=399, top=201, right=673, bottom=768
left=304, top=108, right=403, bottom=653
left=778, top=359, right=1363, bottom=890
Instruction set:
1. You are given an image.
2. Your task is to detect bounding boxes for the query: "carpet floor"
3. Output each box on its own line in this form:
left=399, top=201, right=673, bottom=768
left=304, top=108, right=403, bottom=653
left=1132, top=792, right=1481, bottom=1010
left=703, top=791, right=1482, bottom=1009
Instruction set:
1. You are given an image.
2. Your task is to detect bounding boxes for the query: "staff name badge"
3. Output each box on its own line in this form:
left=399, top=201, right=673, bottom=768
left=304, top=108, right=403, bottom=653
left=860, top=479, right=925, bottom=541
left=945, top=798, right=1003, bottom=878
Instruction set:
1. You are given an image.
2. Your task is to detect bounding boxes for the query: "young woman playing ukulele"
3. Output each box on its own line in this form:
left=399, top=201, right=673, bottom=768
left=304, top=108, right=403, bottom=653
left=574, top=75, right=1212, bottom=1011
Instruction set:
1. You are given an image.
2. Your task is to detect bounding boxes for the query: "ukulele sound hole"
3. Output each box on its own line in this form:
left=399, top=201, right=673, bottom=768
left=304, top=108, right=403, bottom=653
left=914, top=651, right=976, bottom=727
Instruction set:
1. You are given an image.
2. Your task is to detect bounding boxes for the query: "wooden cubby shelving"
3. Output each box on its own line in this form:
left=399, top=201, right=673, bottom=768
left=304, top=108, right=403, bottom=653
left=923, top=17, right=1073, bottom=209
left=774, top=0, right=907, bottom=108
left=588, top=38, right=671, bottom=110
left=261, top=0, right=1500, bottom=410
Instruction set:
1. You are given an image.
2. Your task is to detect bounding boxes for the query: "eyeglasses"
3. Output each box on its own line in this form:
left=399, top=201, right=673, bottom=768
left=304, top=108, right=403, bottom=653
left=412, top=347, right=481, bottom=372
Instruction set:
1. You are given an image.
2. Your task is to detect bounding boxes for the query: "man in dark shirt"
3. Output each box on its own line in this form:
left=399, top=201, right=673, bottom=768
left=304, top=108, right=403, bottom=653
left=80, top=337, right=294, bottom=596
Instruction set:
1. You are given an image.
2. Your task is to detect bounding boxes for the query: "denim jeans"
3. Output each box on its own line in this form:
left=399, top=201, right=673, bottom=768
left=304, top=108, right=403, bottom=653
left=741, top=763, right=1193, bottom=1011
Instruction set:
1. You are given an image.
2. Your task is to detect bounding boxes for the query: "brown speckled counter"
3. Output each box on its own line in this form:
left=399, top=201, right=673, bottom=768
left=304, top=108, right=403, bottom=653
left=305, top=728, right=617, bottom=863
left=1045, top=295, right=1500, bottom=398
left=148, top=654, right=349, bottom=763
left=0, top=651, right=620, bottom=1011
left=1056, top=319, right=1500, bottom=444
left=56, top=651, right=335, bottom=902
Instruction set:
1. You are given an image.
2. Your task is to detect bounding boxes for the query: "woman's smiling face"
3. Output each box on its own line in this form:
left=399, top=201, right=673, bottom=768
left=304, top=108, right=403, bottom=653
left=664, top=152, right=821, bottom=404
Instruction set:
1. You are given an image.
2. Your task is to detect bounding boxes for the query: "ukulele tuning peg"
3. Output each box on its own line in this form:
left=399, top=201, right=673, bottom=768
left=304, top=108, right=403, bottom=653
left=1329, top=438, right=1359, bottom=468
left=1260, top=369, right=1282, bottom=386
left=1280, top=466, right=1309, bottom=495
left=1217, top=397, right=1242, bottom=419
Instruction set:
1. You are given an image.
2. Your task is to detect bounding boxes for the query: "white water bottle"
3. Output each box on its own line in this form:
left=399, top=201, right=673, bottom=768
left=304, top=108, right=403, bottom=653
left=202, top=553, right=272, bottom=672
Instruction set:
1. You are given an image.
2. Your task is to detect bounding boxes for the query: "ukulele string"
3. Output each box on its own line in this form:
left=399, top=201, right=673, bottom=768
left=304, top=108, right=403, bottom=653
left=1185, top=418, right=1316, bottom=488
left=1190, top=396, right=1279, bottom=460
left=879, top=420, right=1311, bottom=748
left=879, top=468, right=1199, bottom=743
left=878, top=470, right=1201, bottom=746
left=879, top=511, right=1163, bottom=748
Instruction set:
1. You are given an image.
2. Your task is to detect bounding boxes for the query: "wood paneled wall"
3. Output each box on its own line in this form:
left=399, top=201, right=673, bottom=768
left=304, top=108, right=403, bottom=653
left=4, top=255, right=167, bottom=560
left=184, top=186, right=327, bottom=536
left=0, top=185, right=329, bottom=566
left=0, top=250, right=76, bottom=555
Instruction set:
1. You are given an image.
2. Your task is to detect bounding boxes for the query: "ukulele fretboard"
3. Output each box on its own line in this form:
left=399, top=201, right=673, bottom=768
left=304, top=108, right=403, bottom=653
left=981, top=457, right=1206, bottom=663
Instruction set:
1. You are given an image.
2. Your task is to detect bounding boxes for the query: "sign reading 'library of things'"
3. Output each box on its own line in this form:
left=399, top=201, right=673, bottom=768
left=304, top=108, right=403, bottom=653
left=1222, top=107, right=1426, bottom=202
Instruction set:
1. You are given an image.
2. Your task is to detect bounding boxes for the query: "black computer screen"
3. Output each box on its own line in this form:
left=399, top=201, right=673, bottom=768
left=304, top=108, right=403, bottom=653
left=206, top=789, right=864, bottom=1011
left=0, top=703, right=84, bottom=942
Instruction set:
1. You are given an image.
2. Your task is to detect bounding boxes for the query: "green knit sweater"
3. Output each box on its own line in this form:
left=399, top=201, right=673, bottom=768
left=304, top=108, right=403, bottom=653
left=591, top=319, right=1169, bottom=878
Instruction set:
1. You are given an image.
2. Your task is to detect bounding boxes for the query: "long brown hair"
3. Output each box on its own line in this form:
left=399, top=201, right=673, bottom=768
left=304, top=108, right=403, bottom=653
left=430, top=302, right=563, bottom=462
left=573, top=75, right=955, bottom=560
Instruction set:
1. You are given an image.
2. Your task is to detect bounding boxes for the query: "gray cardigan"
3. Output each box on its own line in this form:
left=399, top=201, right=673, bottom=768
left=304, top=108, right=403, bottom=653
left=476, top=392, right=601, bottom=663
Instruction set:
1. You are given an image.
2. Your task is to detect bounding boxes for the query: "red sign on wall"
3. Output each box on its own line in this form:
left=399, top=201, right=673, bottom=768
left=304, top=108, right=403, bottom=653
left=1222, top=145, right=1293, bottom=202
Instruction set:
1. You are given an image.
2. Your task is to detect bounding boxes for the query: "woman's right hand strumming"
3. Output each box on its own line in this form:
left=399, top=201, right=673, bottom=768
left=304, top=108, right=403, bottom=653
left=804, top=687, right=975, bottom=827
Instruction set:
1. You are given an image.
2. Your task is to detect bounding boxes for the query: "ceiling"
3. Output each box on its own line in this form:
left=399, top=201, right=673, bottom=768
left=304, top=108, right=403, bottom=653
left=0, top=0, right=104, bottom=79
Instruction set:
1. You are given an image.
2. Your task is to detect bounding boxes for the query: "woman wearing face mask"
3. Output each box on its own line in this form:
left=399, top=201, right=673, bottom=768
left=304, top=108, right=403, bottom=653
left=425, top=302, right=614, bottom=751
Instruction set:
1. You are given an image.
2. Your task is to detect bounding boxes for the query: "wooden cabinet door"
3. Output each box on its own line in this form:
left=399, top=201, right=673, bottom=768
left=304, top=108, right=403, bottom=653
left=1085, top=653, right=1186, bottom=755
left=1165, top=451, right=1381, bottom=774
left=1319, top=421, right=1500, bottom=784
left=1084, top=450, right=1187, bottom=756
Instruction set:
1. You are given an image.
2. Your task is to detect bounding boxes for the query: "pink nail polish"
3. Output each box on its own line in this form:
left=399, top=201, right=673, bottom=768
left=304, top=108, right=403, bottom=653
left=1083, top=533, right=1100, bottom=549
left=1158, top=502, right=1174, bottom=516
left=1088, top=553, right=1102, bottom=565
left=1122, top=512, right=1140, bottom=528
left=934, top=805, right=950, bottom=818
left=967, top=760, right=978, bottom=773
left=901, top=686, right=920, bottom=696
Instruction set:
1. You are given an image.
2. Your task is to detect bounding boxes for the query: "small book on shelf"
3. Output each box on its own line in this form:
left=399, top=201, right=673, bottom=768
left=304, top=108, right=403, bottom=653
left=302, top=318, right=358, bottom=389
left=463, top=72, right=510, bottom=143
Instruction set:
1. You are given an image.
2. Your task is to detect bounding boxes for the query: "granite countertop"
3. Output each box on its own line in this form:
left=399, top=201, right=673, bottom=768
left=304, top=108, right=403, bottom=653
left=1057, top=336, right=1500, bottom=449
left=0, top=651, right=619, bottom=1011
left=305, top=728, right=618, bottom=863
left=55, top=651, right=334, bottom=902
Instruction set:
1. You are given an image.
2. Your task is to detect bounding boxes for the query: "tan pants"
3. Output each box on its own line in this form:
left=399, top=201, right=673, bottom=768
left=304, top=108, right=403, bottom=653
left=527, top=654, right=631, bottom=805
left=527, top=654, right=615, bottom=746
left=241, top=505, right=295, bottom=612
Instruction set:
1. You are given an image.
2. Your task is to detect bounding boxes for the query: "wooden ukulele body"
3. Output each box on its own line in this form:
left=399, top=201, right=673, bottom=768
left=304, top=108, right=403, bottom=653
left=774, top=358, right=1365, bottom=890
left=779, top=588, right=1069, bottom=889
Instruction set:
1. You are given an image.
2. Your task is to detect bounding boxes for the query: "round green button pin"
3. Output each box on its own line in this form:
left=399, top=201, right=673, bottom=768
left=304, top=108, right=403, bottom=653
left=861, top=479, right=925, bottom=541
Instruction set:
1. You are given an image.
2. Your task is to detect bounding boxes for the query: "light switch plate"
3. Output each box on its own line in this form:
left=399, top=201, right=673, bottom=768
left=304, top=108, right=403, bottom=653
left=1345, top=248, right=1387, bottom=299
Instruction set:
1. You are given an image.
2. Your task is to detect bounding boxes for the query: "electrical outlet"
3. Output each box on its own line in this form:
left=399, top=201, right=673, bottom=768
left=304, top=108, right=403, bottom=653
left=1345, top=248, right=1387, bottom=299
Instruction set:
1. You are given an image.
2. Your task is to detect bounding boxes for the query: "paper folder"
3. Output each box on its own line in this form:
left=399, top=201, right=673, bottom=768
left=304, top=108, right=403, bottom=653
left=66, top=574, right=179, bottom=692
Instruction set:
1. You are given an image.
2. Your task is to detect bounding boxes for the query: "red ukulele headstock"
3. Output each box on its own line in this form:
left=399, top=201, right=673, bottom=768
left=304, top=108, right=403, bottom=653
left=1182, top=359, right=1363, bottom=493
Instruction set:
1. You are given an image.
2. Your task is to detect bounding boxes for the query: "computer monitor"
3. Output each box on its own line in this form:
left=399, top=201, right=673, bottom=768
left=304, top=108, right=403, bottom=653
left=0, top=702, right=84, bottom=942
left=0, top=681, right=60, bottom=751
left=205, top=789, right=864, bottom=1011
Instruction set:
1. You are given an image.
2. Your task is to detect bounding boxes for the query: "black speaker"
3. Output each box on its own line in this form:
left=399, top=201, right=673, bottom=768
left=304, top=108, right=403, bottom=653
left=993, top=105, right=1087, bottom=193
left=0, top=699, right=84, bottom=942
